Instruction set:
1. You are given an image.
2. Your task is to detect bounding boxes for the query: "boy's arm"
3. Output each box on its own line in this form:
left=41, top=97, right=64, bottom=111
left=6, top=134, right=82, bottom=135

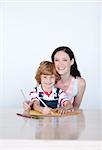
left=34, top=100, right=53, bottom=115
left=58, top=89, right=74, bottom=113
left=33, top=100, right=44, bottom=113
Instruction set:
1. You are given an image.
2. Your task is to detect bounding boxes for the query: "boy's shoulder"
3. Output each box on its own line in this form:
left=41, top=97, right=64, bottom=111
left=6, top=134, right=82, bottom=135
left=53, top=87, right=62, bottom=94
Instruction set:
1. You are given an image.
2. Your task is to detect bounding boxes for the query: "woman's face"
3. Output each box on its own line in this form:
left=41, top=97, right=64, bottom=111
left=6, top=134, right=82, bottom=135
left=53, top=51, right=74, bottom=75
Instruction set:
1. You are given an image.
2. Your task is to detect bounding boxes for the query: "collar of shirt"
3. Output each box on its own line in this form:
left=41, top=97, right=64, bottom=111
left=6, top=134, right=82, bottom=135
left=37, top=84, right=57, bottom=96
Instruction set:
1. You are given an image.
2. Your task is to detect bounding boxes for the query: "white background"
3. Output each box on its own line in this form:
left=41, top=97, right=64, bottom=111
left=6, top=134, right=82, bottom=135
left=0, top=1, right=101, bottom=109
left=0, top=1, right=102, bottom=150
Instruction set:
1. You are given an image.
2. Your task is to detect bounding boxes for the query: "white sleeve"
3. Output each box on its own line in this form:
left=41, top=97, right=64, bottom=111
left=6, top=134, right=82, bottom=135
left=58, top=89, right=70, bottom=107
left=29, top=88, right=39, bottom=102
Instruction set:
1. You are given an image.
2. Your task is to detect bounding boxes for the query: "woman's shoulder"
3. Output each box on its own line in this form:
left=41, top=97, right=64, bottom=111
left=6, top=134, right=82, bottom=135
left=76, top=77, right=86, bottom=89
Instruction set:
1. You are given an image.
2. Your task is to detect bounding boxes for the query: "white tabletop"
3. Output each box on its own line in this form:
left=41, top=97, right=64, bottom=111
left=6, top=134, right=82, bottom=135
left=0, top=109, right=101, bottom=140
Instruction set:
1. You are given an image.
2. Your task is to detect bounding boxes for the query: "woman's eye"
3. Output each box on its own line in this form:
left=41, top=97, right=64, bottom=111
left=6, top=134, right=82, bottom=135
left=63, top=59, right=68, bottom=61
left=54, top=59, right=59, bottom=62
left=54, top=59, right=68, bottom=62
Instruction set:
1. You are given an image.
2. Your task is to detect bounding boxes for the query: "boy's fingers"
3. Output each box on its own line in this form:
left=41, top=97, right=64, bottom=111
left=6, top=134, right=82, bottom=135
left=24, top=103, right=31, bottom=110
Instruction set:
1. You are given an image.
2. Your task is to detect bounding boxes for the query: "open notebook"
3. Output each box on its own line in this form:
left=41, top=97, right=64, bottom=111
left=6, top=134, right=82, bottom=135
left=29, top=109, right=81, bottom=117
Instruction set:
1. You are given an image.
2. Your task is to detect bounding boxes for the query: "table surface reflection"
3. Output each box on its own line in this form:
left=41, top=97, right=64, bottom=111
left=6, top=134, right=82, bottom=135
left=0, top=109, right=101, bottom=140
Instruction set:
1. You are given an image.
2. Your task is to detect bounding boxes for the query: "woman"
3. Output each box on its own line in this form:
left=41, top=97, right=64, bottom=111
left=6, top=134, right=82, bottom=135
left=51, top=46, right=86, bottom=110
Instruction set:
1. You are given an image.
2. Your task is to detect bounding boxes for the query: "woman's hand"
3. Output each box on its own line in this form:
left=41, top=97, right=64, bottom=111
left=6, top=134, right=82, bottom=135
left=55, top=107, right=70, bottom=114
left=52, top=106, right=74, bottom=115
left=63, top=100, right=74, bottom=112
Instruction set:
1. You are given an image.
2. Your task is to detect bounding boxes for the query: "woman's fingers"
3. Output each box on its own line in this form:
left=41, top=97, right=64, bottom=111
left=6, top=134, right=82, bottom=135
left=57, top=107, right=74, bottom=114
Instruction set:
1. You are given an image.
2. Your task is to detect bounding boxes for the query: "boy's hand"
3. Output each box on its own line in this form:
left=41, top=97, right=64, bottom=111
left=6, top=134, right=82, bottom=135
left=23, top=101, right=31, bottom=111
left=42, top=107, right=52, bottom=115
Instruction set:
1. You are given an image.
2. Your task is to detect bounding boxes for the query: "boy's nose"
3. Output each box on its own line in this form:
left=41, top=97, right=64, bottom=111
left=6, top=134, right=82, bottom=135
left=47, top=78, right=51, bottom=83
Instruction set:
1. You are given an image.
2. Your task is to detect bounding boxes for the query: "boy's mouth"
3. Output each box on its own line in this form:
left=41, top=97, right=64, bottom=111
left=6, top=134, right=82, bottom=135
left=42, top=83, right=54, bottom=87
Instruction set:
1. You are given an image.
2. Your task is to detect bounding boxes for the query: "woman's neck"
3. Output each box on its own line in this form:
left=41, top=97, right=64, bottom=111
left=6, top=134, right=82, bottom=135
left=57, top=73, right=73, bottom=91
left=60, top=73, right=71, bottom=83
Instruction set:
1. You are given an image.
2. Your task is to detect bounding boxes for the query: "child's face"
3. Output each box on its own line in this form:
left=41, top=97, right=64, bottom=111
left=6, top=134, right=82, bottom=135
left=41, top=74, right=56, bottom=90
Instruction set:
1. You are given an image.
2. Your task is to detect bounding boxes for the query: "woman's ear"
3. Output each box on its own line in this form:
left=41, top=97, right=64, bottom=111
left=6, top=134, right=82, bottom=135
left=71, top=58, right=74, bottom=66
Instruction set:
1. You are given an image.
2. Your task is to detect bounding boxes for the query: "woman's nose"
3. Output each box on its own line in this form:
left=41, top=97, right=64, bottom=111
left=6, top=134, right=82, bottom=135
left=58, top=61, right=64, bottom=66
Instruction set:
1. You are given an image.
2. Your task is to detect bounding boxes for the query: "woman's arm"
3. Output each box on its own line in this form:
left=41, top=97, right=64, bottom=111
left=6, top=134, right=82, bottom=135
left=53, top=101, right=73, bottom=114
left=73, top=78, right=86, bottom=110
left=63, top=100, right=73, bottom=110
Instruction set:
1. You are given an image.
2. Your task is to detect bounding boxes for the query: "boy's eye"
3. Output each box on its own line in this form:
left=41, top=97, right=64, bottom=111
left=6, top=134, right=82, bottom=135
left=43, top=76, right=47, bottom=78
left=51, top=75, right=55, bottom=79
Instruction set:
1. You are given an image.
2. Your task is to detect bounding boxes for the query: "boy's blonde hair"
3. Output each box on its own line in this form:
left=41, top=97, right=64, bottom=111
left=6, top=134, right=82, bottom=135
left=35, top=61, right=60, bottom=84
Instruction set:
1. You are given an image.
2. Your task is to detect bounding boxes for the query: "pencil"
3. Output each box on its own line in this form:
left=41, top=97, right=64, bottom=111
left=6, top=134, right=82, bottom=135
left=37, top=96, right=48, bottom=107
left=37, top=96, right=54, bottom=114
left=16, top=113, right=31, bottom=118
left=20, top=89, right=27, bottom=100
left=16, top=113, right=43, bottom=119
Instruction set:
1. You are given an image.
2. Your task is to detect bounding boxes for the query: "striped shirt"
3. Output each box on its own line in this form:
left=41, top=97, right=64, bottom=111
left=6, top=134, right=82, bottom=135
left=29, top=85, right=69, bottom=108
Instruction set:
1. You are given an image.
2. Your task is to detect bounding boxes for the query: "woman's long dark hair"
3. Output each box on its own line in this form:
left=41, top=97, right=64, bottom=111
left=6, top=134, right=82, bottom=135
left=51, top=46, right=81, bottom=78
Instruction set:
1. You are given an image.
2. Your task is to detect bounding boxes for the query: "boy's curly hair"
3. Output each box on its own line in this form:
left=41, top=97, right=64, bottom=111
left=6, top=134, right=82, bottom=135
left=35, top=61, right=60, bottom=84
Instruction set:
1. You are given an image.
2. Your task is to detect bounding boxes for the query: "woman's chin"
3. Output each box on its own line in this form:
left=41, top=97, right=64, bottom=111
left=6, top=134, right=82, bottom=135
left=57, top=70, right=67, bottom=75
left=57, top=71, right=64, bottom=75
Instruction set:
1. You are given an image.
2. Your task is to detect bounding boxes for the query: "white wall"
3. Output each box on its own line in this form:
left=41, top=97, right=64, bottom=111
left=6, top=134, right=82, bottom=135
left=0, top=1, right=101, bottom=109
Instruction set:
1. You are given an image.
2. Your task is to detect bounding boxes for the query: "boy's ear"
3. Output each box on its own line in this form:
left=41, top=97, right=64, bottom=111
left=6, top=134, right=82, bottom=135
left=71, top=58, right=74, bottom=66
